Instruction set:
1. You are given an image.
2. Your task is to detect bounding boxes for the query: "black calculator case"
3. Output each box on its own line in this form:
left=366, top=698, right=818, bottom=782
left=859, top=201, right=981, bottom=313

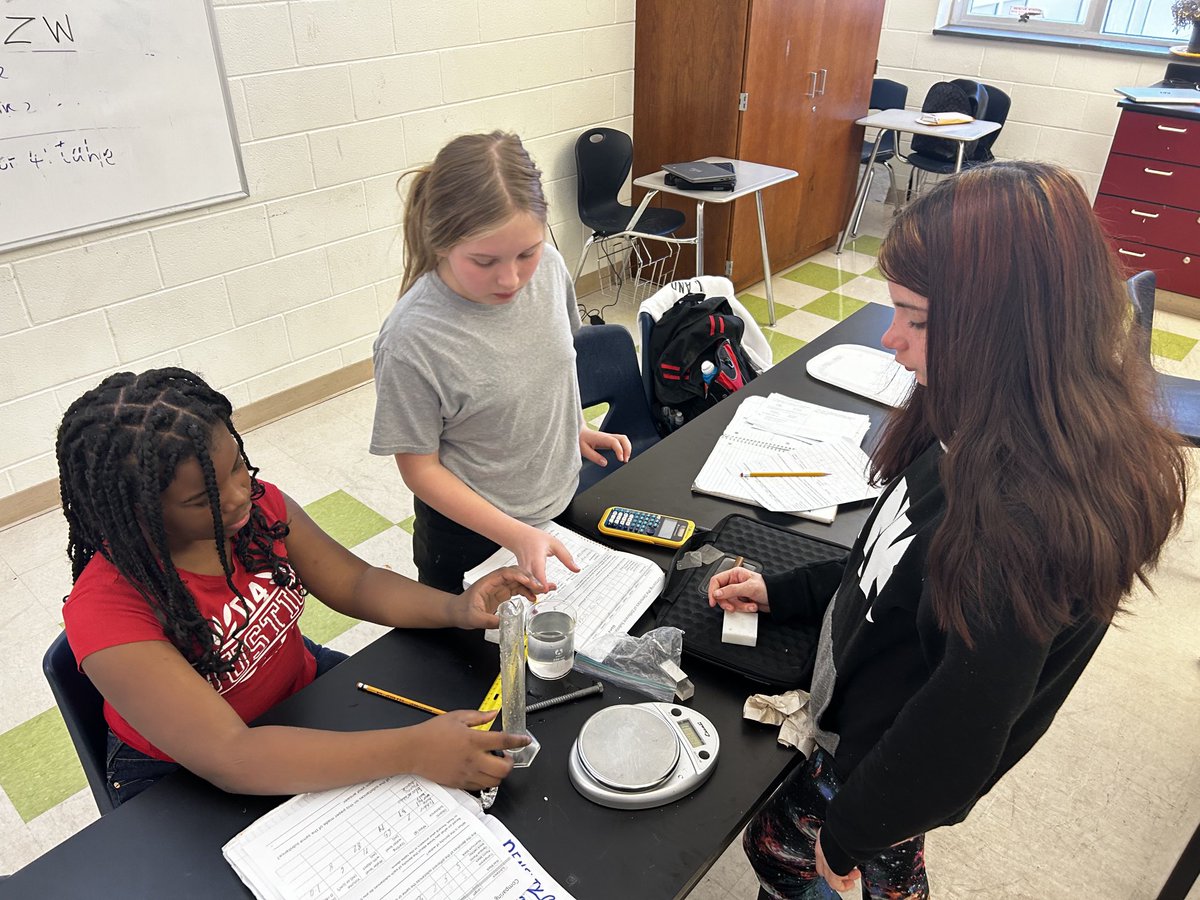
left=656, top=514, right=848, bottom=690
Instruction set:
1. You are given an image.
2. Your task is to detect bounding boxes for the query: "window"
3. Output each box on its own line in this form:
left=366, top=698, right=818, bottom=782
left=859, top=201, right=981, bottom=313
left=948, top=0, right=1183, bottom=47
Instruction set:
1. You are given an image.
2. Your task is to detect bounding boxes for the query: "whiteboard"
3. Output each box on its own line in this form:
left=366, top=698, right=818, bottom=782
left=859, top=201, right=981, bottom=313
left=0, top=1, right=247, bottom=252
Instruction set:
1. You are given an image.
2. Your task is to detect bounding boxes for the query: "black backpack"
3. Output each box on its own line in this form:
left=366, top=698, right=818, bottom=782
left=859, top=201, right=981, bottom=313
left=647, top=293, right=758, bottom=434
left=910, top=80, right=987, bottom=163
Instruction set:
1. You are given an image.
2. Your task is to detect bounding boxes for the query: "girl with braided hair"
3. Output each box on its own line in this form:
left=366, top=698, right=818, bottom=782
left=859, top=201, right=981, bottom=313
left=58, top=367, right=537, bottom=808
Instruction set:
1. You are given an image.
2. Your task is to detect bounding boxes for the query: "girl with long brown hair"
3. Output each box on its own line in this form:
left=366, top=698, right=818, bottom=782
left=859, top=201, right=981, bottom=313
left=370, top=131, right=630, bottom=593
left=709, top=161, right=1189, bottom=898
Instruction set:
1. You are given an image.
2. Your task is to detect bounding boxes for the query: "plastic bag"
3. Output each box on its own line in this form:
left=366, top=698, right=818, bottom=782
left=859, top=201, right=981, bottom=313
left=573, top=627, right=686, bottom=703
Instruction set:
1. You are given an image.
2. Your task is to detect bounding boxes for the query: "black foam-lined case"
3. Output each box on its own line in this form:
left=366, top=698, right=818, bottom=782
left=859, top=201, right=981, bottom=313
left=656, top=514, right=848, bottom=690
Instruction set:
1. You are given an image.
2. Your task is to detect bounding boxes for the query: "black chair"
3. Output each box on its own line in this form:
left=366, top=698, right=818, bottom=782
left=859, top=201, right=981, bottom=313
left=849, top=78, right=909, bottom=237
left=575, top=324, right=661, bottom=493
left=1127, top=270, right=1200, bottom=445
left=905, top=79, right=996, bottom=198
left=572, top=128, right=686, bottom=285
left=43, top=631, right=115, bottom=814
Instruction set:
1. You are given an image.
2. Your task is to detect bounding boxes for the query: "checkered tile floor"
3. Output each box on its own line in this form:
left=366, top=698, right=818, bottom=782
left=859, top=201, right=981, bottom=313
left=2, top=209, right=1198, bottom=896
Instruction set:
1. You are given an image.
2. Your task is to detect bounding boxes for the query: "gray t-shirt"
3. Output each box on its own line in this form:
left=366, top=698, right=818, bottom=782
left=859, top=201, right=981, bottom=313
left=370, top=244, right=583, bottom=525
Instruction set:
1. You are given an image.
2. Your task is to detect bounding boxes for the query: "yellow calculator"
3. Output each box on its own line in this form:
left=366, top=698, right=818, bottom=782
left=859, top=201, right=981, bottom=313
left=598, top=506, right=696, bottom=549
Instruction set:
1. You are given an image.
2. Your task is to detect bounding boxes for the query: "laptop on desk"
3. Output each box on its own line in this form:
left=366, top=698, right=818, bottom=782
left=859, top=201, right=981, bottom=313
left=1114, top=86, right=1200, bottom=105
left=661, top=160, right=737, bottom=183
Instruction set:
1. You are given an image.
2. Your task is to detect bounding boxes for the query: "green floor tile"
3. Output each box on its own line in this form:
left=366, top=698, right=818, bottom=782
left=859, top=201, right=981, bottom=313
left=862, top=266, right=888, bottom=282
left=846, top=235, right=883, bottom=255
left=303, top=490, right=392, bottom=549
left=763, top=329, right=807, bottom=363
left=397, top=514, right=416, bottom=535
left=299, top=594, right=357, bottom=644
left=736, top=292, right=796, bottom=324
left=0, top=708, right=87, bottom=823
left=1151, top=329, right=1198, bottom=362
left=802, top=292, right=869, bottom=322
left=783, top=262, right=857, bottom=291
left=583, top=402, right=610, bottom=429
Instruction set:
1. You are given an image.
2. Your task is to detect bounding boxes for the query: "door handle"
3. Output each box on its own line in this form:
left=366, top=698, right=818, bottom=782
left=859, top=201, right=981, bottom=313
left=1130, top=209, right=1160, bottom=218
left=1143, top=167, right=1173, bottom=177
left=1118, top=248, right=1147, bottom=258
left=816, top=68, right=827, bottom=96
left=806, top=71, right=817, bottom=99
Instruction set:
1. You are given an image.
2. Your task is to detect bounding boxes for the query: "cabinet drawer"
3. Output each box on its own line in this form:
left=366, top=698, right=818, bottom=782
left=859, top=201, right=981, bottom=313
left=1098, top=153, right=1200, bottom=207
left=1110, top=110, right=1200, bottom=163
left=1108, top=238, right=1200, bottom=298
left=1094, top=194, right=1200, bottom=255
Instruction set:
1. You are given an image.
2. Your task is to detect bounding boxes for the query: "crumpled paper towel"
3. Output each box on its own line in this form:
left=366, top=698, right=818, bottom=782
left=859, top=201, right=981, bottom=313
left=743, top=689, right=815, bottom=755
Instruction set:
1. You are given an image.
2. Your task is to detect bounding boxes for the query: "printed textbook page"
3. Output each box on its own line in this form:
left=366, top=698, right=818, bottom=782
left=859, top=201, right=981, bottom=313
left=222, top=774, right=575, bottom=900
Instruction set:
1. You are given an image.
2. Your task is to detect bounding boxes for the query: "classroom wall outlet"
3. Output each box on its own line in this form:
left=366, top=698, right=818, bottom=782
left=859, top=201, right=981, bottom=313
left=722, top=610, right=759, bottom=647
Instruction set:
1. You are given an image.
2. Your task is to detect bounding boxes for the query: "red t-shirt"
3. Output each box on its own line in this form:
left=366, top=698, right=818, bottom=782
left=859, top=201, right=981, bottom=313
left=62, top=480, right=316, bottom=761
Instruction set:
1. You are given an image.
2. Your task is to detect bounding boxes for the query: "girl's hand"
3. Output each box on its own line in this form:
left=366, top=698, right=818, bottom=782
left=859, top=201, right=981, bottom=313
left=409, top=710, right=530, bottom=790
left=579, top=428, right=632, bottom=466
left=453, top=566, right=541, bottom=629
left=511, top=524, right=579, bottom=593
left=815, top=829, right=861, bottom=893
left=708, top=567, right=770, bottom=613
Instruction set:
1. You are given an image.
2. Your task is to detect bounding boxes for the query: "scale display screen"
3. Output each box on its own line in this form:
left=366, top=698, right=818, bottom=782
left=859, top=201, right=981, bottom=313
left=678, top=718, right=704, bottom=748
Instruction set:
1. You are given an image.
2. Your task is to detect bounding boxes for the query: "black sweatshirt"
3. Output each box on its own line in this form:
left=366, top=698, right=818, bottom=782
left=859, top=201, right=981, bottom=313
left=763, top=442, right=1110, bottom=876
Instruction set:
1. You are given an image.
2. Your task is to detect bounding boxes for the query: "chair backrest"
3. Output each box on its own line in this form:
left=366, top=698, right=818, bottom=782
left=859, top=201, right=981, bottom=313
left=43, top=630, right=114, bottom=814
left=574, top=323, right=661, bottom=493
left=574, top=128, right=634, bottom=232
left=972, top=83, right=1011, bottom=162
left=910, top=79, right=989, bottom=162
left=867, top=78, right=909, bottom=158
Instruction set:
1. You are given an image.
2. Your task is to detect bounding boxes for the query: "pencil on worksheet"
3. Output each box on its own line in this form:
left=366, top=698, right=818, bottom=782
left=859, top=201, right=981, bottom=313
left=356, top=682, right=447, bottom=716
left=740, top=471, right=828, bottom=478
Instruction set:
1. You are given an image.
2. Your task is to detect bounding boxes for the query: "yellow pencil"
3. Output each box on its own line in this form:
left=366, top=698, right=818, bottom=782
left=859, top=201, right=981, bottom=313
left=740, top=471, right=829, bottom=478
left=356, top=682, right=447, bottom=716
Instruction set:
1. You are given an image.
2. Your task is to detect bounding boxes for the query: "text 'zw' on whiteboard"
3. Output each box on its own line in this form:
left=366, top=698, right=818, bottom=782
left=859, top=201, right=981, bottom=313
left=0, top=2, right=247, bottom=253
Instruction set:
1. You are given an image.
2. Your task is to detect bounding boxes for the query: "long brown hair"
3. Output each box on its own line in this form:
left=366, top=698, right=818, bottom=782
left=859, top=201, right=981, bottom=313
left=399, top=131, right=548, bottom=294
left=875, top=161, right=1188, bottom=645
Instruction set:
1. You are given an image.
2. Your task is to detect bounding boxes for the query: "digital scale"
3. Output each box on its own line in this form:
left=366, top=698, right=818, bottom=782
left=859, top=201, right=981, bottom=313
left=567, top=702, right=719, bottom=809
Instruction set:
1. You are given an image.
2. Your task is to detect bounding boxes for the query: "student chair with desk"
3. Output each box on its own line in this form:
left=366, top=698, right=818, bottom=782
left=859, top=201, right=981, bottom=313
left=904, top=79, right=1006, bottom=198
left=574, top=323, right=661, bottom=493
left=849, top=78, right=909, bottom=238
left=43, top=631, right=115, bottom=814
left=1126, top=270, right=1200, bottom=445
left=572, top=128, right=686, bottom=300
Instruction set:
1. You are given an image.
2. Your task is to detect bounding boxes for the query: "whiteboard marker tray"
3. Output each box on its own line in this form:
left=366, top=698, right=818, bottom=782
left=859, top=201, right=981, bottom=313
left=806, top=344, right=915, bottom=408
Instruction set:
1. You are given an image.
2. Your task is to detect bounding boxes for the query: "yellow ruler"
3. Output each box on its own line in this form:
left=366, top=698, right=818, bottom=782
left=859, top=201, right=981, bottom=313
left=474, top=672, right=503, bottom=731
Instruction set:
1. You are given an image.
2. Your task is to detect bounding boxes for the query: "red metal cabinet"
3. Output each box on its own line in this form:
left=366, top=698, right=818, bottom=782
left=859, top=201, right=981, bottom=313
left=1096, top=107, right=1200, bottom=298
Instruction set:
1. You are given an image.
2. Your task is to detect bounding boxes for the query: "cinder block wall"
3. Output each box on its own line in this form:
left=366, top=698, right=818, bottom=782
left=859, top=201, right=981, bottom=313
left=0, top=0, right=634, bottom=501
left=879, top=0, right=1171, bottom=199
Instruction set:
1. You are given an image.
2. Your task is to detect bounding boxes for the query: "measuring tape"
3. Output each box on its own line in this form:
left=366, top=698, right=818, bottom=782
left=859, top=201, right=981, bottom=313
left=474, top=672, right=503, bottom=731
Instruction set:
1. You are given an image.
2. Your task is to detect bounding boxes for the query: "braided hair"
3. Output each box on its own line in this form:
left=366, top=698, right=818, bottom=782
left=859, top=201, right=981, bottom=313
left=56, top=367, right=302, bottom=678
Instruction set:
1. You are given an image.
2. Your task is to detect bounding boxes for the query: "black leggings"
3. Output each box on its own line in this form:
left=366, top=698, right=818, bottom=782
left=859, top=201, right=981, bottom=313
left=411, top=496, right=501, bottom=594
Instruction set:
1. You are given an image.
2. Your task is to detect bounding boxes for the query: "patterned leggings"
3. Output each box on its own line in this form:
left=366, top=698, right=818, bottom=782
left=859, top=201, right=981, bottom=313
left=745, top=748, right=929, bottom=900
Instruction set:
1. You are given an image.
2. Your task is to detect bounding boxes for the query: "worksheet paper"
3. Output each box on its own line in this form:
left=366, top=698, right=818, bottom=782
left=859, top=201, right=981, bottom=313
left=222, top=774, right=575, bottom=900
left=736, top=439, right=880, bottom=512
left=464, top=521, right=666, bottom=658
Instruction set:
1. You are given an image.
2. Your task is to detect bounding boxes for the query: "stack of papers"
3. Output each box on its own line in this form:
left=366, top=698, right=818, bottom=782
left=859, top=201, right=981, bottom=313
left=223, top=774, right=575, bottom=900
left=916, top=112, right=973, bottom=126
left=691, top=393, right=880, bottom=524
left=464, top=521, right=666, bottom=658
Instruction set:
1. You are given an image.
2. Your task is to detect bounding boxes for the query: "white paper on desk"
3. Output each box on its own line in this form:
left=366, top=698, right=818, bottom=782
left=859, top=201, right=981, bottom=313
left=735, top=393, right=871, bottom=446
left=485, top=817, right=579, bottom=900
left=222, top=775, right=529, bottom=900
left=736, top=439, right=880, bottom=513
left=464, top=521, right=665, bottom=659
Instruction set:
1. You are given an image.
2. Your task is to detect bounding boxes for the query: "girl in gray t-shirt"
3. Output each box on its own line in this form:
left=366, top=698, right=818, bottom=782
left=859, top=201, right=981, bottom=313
left=370, top=132, right=631, bottom=593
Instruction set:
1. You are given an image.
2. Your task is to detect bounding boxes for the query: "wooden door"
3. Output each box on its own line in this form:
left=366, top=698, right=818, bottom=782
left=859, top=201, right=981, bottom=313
left=631, top=0, right=749, bottom=270
left=727, top=0, right=884, bottom=289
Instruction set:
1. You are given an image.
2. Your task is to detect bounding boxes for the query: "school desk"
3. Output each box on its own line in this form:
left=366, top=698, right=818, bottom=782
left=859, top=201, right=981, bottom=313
left=2, top=306, right=896, bottom=900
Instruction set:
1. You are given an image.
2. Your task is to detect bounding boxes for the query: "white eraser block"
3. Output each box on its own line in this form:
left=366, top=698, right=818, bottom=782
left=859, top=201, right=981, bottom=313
left=722, top=610, right=759, bottom=647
